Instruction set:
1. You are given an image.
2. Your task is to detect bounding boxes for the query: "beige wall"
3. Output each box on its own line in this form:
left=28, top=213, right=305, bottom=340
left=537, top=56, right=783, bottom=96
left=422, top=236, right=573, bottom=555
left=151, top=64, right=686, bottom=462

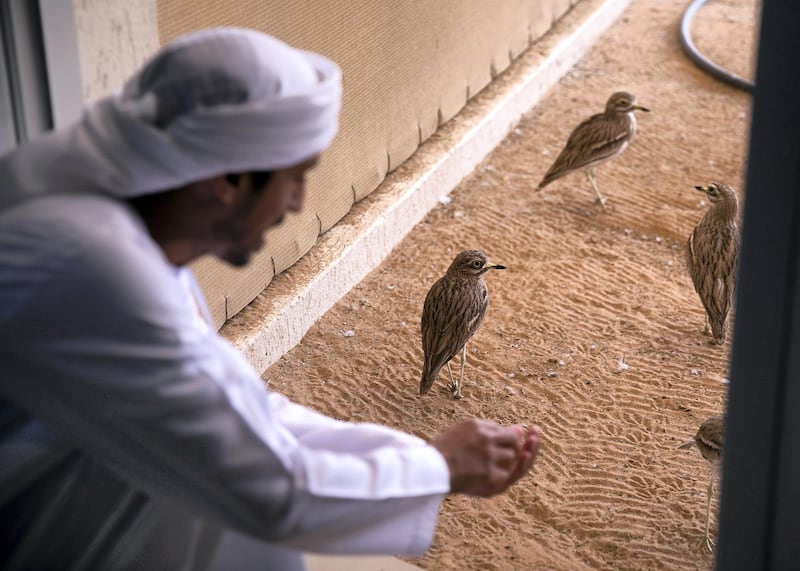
left=159, top=0, right=579, bottom=328
left=72, top=0, right=160, bottom=102
left=72, top=0, right=579, bottom=327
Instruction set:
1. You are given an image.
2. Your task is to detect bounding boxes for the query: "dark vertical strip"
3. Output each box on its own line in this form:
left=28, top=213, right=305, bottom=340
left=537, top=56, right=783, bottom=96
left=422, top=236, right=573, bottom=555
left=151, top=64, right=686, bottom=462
left=715, top=0, right=800, bottom=568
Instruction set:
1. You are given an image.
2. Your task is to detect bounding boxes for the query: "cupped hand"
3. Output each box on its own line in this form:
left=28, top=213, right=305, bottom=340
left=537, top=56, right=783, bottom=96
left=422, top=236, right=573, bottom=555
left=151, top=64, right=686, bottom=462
left=431, top=418, right=542, bottom=497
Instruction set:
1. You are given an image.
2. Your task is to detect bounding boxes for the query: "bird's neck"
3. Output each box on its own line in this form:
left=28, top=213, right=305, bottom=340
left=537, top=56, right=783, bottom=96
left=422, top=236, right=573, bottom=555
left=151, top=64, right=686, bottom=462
left=708, top=199, right=738, bottom=224
left=627, top=111, right=637, bottom=135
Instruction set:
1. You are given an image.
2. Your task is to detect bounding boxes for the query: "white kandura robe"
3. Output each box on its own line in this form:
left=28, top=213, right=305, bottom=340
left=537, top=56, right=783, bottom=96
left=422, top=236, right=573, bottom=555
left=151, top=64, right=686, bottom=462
left=0, top=192, right=450, bottom=569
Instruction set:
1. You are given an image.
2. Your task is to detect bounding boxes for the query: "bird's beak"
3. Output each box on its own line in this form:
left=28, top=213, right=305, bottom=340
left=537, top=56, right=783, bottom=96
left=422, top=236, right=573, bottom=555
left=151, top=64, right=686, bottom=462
left=485, top=262, right=506, bottom=270
left=633, top=104, right=650, bottom=112
left=694, top=185, right=708, bottom=193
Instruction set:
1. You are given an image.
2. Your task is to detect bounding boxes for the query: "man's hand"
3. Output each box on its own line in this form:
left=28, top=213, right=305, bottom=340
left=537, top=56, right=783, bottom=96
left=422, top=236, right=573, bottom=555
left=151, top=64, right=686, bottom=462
left=431, top=419, right=542, bottom=497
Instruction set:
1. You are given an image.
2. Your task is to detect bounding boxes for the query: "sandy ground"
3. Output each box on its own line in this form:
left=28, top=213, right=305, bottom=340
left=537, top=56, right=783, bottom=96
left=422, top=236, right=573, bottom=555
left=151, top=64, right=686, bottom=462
left=253, top=0, right=757, bottom=569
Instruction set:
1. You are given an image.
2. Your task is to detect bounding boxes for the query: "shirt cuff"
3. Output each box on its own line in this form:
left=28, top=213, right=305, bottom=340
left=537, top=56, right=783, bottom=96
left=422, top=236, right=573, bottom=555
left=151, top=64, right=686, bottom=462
left=418, top=444, right=451, bottom=494
left=404, top=491, right=447, bottom=557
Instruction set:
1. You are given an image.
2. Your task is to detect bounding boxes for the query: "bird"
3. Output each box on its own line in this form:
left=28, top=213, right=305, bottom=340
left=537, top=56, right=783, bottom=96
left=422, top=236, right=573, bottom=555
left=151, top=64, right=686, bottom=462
left=419, top=250, right=505, bottom=399
left=679, top=414, right=725, bottom=552
left=686, top=182, right=740, bottom=344
left=536, top=91, right=649, bottom=210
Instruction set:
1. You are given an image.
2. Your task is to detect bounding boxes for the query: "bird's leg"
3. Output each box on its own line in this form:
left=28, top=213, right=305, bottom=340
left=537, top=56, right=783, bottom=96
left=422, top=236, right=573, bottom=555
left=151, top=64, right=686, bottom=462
left=445, top=361, right=455, bottom=393
left=697, top=479, right=716, bottom=552
left=457, top=344, right=467, bottom=399
left=586, top=168, right=607, bottom=211
left=448, top=345, right=467, bottom=399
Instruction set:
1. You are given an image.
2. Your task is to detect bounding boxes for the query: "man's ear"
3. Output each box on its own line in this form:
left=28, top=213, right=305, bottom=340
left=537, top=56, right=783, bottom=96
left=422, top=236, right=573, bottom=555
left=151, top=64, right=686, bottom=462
left=212, top=174, right=249, bottom=206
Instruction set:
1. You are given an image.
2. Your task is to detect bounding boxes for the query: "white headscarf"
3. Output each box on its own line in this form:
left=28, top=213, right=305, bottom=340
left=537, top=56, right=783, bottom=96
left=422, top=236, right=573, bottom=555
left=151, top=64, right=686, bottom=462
left=0, top=27, right=341, bottom=210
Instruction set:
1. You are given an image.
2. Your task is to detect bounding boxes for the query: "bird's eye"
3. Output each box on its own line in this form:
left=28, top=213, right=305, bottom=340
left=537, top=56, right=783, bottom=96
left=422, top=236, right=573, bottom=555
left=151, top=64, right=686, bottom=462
left=472, top=260, right=483, bottom=268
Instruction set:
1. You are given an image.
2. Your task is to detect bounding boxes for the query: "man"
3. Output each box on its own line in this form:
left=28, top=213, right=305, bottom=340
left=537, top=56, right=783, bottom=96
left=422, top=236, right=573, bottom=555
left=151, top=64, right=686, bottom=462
left=0, top=28, right=541, bottom=570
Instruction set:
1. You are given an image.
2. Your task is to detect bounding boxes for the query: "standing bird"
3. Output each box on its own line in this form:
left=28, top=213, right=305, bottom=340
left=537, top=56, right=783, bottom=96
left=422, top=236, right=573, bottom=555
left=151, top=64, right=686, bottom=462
left=420, top=250, right=505, bottom=399
left=686, top=182, right=740, bottom=344
left=679, top=414, right=725, bottom=552
left=536, top=91, right=649, bottom=210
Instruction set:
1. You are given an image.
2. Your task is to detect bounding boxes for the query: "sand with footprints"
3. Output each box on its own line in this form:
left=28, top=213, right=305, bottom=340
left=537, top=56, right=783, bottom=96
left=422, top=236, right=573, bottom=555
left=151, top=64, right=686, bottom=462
left=237, top=0, right=755, bottom=568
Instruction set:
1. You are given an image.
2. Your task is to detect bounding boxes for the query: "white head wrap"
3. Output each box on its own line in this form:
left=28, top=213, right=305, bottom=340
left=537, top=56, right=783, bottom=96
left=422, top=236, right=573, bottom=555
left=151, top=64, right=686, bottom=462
left=0, top=27, right=342, bottom=210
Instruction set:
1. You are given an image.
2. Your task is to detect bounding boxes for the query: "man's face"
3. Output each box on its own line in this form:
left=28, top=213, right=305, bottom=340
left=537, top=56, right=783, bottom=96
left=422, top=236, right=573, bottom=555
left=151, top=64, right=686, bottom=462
left=212, top=155, right=319, bottom=267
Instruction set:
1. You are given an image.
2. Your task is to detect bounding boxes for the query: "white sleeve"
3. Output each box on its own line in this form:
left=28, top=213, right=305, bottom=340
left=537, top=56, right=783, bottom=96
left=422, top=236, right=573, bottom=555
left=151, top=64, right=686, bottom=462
left=0, top=208, right=450, bottom=556
left=266, top=391, right=429, bottom=449
left=264, top=393, right=449, bottom=554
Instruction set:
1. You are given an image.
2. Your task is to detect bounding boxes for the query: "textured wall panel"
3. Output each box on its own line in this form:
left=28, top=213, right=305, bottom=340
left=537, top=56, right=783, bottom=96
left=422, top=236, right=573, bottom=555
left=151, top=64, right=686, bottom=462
left=156, top=0, right=578, bottom=327
left=73, top=0, right=159, bottom=102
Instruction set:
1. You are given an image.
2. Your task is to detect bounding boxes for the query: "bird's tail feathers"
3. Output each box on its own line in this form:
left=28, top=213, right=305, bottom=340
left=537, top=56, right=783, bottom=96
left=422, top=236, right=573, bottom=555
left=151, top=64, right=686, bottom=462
left=710, top=320, right=728, bottom=345
left=419, top=367, right=441, bottom=396
left=537, top=172, right=558, bottom=190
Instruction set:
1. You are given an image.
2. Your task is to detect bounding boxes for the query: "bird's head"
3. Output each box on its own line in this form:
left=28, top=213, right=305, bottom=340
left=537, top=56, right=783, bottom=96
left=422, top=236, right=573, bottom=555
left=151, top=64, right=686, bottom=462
left=447, top=250, right=506, bottom=277
left=694, top=181, right=738, bottom=205
left=606, top=91, right=650, bottom=114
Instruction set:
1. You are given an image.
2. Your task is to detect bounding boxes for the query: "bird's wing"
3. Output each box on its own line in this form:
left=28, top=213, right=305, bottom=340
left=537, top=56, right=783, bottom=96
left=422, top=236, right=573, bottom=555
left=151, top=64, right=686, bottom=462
left=690, top=222, right=739, bottom=332
left=686, top=227, right=699, bottom=288
left=539, top=113, right=631, bottom=187
left=421, top=280, right=488, bottom=379
left=712, top=225, right=740, bottom=318
left=726, top=225, right=741, bottom=298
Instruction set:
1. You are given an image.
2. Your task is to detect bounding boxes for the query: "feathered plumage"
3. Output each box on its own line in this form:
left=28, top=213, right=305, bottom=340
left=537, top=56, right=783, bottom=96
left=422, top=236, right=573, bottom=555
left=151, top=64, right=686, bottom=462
left=537, top=91, right=649, bottom=209
left=680, top=414, right=725, bottom=552
left=420, top=250, right=505, bottom=399
left=686, top=182, right=740, bottom=344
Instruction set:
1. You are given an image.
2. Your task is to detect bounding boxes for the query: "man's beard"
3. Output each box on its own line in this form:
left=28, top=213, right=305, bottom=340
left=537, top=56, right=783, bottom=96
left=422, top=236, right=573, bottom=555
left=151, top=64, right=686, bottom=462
left=222, top=248, right=251, bottom=268
left=211, top=220, right=254, bottom=268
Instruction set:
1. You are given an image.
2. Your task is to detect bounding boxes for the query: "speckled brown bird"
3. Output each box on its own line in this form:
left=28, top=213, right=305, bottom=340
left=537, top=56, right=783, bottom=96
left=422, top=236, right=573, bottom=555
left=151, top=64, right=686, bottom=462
left=686, top=182, right=740, bottom=344
left=419, top=250, right=505, bottom=399
left=680, top=414, right=725, bottom=552
left=536, top=91, right=649, bottom=210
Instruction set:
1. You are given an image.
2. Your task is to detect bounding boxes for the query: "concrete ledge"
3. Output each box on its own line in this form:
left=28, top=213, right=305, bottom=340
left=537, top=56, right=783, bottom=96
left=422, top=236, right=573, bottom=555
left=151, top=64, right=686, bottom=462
left=305, top=554, right=424, bottom=571
left=223, top=0, right=630, bottom=378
